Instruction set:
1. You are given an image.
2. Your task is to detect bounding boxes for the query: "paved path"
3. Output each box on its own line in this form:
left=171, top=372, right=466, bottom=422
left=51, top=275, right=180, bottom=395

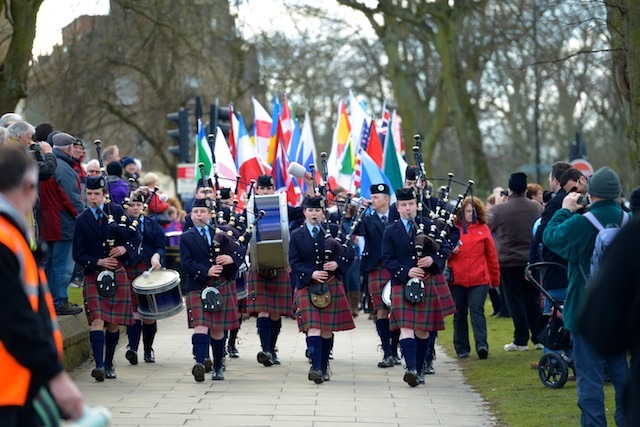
left=71, top=311, right=496, bottom=426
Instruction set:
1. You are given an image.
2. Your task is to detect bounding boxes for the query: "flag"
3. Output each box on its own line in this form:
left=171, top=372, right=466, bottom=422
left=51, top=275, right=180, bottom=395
left=360, top=151, right=395, bottom=203
left=352, top=118, right=371, bottom=189
left=336, top=135, right=356, bottom=191
left=195, top=118, right=213, bottom=181
left=272, top=120, right=301, bottom=206
left=279, top=94, right=294, bottom=151
left=213, top=126, right=237, bottom=188
left=327, top=100, right=351, bottom=190
left=391, top=109, right=404, bottom=156
left=237, top=113, right=269, bottom=188
left=228, top=104, right=238, bottom=165
left=378, top=100, right=390, bottom=146
left=287, top=117, right=301, bottom=162
left=383, top=116, right=404, bottom=191
left=367, top=118, right=384, bottom=168
left=267, top=96, right=282, bottom=165
left=252, top=97, right=272, bottom=163
left=297, top=112, right=320, bottom=192
left=349, top=90, right=370, bottom=153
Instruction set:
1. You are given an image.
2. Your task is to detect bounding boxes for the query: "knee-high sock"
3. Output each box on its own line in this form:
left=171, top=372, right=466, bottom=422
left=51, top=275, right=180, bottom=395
left=90, top=330, right=105, bottom=369
left=257, top=317, right=272, bottom=352
left=416, top=337, right=429, bottom=373
left=306, top=336, right=322, bottom=371
left=104, top=330, right=119, bottom=368
left=228, top=328, right=239, bottom=349
left=391, top=329, right=400, bottom=357
left=376, top=318, right=392, bottom=358
left=142, top=322, right=157, bottom=353
left=425, top=331, right=437, bottom=363
left=321, top=337, right=332, bottom=373
left=211, top=338, right=225, bottom=370
left=400, top=338, right=417, bottom=371
left=192, top=333, right=209, bottom=364
left=270, top=318, right=282, bottom=353
left=127, top=320, right=142, bottom=352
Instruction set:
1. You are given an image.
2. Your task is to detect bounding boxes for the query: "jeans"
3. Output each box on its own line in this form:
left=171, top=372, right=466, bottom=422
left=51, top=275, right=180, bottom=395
left=500, top=266, right=542, bottom=346
left=450, top=284, right=489, bottom=355
left=572, top=332, right=628, bottom=427
left=45, top=240, right=74, bottom=307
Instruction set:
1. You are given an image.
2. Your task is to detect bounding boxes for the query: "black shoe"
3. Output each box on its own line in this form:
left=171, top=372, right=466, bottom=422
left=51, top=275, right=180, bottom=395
left=477, top=347, right=489, bottom=360
left=328, top=349, right=334, bottom=360
left=272, top=352, right=281, bottom=365
left=144, top=349, right=155, bottom=363
left=212, top=368, right=225, bottom=381
left=192, top=363, right=205, bottom=382
left=125, top=349, right=138, bottom=365
left=308, top=368, right=324, bottom=384
left=55, top=301, right=83, bottom=316
left=322, top=370, right=331, bottom=382
left=204, top=358, right=212, bottom=373
left=105, top=366, right=117, bottom=379
left=91, top=368, right=105, bottom=382
left=424, top=360, right=435, bottom=374
left=393, top=356, right=402, bottom=366
left=403, top=369, right=419, bottom=387
left=227, top=346, right=239, bottom=358
left=378, top=356, right=395, bottom=368
left=418, top=372, right=425, bottom=385
left=257, top=351, right=274, bottom=367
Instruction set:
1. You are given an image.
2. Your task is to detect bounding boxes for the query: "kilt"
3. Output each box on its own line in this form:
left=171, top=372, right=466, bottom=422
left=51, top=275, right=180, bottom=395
left=84, top=266, right=134, bottom=326
left=367, top=268, right=391, bottom=311
left=433, top=273, right=456, bottom=316
left=294, top=278, right=356, bottom=333
left=245, top=270, right=292, bottom=315
left=125, top=262, right=146, bottom=310
left=186, top=282, right=239, bottom=332
left=389, top=275, right=445, bottom=332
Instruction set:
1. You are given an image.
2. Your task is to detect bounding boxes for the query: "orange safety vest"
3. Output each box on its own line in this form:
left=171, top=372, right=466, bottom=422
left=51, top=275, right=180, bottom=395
left=0, top=215, right=63, bottom=406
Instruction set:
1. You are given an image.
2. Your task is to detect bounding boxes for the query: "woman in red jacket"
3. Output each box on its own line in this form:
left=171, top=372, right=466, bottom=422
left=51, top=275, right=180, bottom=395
left=447, top=197, right=500, bottom=360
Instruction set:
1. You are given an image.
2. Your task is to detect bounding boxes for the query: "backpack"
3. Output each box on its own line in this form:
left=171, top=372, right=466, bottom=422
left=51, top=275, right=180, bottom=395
left=583, top=211, right=629, bottom=277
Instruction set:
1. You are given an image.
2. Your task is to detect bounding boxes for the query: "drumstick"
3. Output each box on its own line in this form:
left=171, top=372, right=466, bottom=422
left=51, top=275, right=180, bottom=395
left=142, top=266, right=156, bottom=278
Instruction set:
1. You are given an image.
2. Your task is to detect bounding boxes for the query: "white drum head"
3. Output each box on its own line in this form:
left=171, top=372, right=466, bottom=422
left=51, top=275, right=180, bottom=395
left=133, top=269, right=180, bottom=291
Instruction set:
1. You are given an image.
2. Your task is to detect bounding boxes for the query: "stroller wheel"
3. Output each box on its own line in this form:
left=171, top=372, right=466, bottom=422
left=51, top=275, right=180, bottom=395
left=538, top=352, right=568, bottom=389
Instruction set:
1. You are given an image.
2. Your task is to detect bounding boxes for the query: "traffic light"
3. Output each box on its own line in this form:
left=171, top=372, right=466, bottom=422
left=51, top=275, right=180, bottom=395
left=167, top=107, right=191, bottom=162
left=210, top=101, right=231, bottom=139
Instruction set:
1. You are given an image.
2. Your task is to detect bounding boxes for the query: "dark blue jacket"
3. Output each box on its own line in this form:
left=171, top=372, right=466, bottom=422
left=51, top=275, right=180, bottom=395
left=180, top=226, right=246, bottom=292
left=130, top=216, right=166, bottom=267
left=354, top=211, right=387, bottom=272
left=289, top=223, right=355, bottom=289
left=382, top=219, right=450, bottom=285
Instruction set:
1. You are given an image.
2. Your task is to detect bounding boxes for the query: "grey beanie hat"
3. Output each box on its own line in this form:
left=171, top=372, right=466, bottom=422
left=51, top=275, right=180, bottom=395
left=587, top=166, right=621, bottom=199
left=52, top=132, right=76, bottom=147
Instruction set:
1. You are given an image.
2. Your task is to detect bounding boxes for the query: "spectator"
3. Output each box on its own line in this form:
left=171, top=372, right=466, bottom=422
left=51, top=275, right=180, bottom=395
left=85, top=159, right=101, bottom=177
left=447, top=196, right=500, bottom=360
left=101, top=145, right=120, bottom=164
left=577, top=217, right=640, bottom=427
left=543, top=166, right=629, bottom=426
left=527, top=183, right=544, bottom=205
left=492, top=187, right=508, bottom=206
left=33, top=122, right=54, bottom=143
left=105, top=161, right=129, bottom=205
left=6, top=120, right=35, bottom=147
left=488, top=172, right=543, bottom=351
left=141, top=172, right=169, bottom=216
left=629, top=186, right=640, bottom=218
left=0, top=112, right=22, bottom=128
left=162, top=206, right=184, bottom=246
left=40, top=132, right=84, bottom=315
left=121, top=156, right=139, bottom=188
left=0, top=144, right=84, bottom=425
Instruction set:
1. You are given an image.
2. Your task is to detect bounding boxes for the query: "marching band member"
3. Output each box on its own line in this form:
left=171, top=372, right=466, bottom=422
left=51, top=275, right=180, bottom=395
left=289, top=195, right=356, bottom=384
left=353, top=184, right=395, bottom=368
left=246, top=174, right=312, bottom=367
left=124, top=189, right=166, bottom=365
left=180, top=198, right=245, bottom=382
left=73, top=175, right=141, bottom=381
left=382, top=188, right=448, bottom=387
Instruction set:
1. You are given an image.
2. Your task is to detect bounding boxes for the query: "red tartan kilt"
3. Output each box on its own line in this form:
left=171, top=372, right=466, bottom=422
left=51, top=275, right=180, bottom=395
left=126, top=262, right=147, bottom=310
left=389, top=275, right=445, bottom=332
left=433, top=273, right=456, bottom=316
left=368, top=268, right=391, bottom=311
left=245, top=270, right=292, bottom=315
left=186, top=284, right=239, bottom=332
left=84, top=266, right=134, bottom=326
left=294, top=278, right=356, bottom=332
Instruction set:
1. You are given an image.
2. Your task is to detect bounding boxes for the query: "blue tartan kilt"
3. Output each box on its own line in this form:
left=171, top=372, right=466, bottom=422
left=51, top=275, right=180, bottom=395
left=84, top=265, right=134, bottom=326
left=245, top=270, right=293, bottom=315
left=389, top=275, right=445, bottom=332
left=367, top=268, right=391, bottom=312
left=186, top=282, right=239, bottom=333
left=294, top=277, right=356, bottom=333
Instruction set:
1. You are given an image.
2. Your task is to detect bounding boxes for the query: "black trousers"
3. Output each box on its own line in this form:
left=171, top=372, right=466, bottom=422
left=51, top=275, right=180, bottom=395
left=500, top=265, right=542, bottom=346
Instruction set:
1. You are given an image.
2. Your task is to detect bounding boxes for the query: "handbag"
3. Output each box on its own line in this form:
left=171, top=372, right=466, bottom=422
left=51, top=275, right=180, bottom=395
left=309, top=283, right=331, bottom=309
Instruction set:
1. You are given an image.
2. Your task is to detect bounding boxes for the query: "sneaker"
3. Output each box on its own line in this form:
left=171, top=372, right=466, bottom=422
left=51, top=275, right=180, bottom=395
left=504, top=343, right=529, bottom=352
left=55, top=300, right=83, bottom=316
left=534, top=343, right=544, bottom=350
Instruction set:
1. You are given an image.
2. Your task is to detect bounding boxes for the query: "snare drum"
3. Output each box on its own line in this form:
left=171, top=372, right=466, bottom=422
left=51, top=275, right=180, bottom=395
left=381, top=280, right=392, bottom=308
left=132, top=269, right=184, bottom=320
left=247, top=194, right=290, bottom=272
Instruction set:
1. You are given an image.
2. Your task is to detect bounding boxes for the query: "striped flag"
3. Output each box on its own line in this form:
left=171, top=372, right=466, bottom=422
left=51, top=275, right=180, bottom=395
left=352, top=118, right=371, bottom=189
left=252, top=97, right=272, bottom=164
left=195, top=118, right=213, bottom=181
left=327, top=100, right=351, bottom=190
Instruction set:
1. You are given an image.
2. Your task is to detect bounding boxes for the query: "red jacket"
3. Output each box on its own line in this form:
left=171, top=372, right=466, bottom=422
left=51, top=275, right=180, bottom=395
left=447, top=222, right=500, bottom=287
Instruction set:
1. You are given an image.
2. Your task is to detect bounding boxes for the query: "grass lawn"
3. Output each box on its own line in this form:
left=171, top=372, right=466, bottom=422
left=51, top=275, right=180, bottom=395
left=68, top=286, right=84, bottom=307
left=437, top=301, right=619, bottom=427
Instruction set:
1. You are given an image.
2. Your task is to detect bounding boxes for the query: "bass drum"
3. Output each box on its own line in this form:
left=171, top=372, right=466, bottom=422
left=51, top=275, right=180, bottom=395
left=133, top=269, right=184, bottom=320
left=247, top=193, right=289, bottom=272
left=381, top=280, right=392, bottom=308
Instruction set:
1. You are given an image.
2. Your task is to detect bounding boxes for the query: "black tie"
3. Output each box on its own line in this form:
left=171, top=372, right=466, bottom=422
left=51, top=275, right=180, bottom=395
left=312, top=226, right=319, bottom=239
left=200, top=228, right=208, bottom=245
left=381, top=215, right=387, bottom=225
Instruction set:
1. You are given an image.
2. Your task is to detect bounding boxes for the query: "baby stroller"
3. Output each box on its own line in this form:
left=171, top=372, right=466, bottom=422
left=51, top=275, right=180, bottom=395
left=525, top=262, right=575, bottom=389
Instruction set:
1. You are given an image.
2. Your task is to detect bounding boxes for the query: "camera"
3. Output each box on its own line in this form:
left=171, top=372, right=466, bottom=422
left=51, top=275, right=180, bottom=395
left=577, top=194, right=590, bottom=206
left=500, top=190, right=509, bottom=197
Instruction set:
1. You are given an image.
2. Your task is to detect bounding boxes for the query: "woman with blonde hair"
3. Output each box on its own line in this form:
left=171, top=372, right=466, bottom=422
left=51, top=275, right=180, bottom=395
left=447, top=197, right=500, bottom=359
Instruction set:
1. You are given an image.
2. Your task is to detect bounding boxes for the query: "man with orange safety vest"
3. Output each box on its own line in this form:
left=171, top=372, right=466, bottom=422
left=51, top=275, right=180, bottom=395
left=0, top=145, right=83, bottom=426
